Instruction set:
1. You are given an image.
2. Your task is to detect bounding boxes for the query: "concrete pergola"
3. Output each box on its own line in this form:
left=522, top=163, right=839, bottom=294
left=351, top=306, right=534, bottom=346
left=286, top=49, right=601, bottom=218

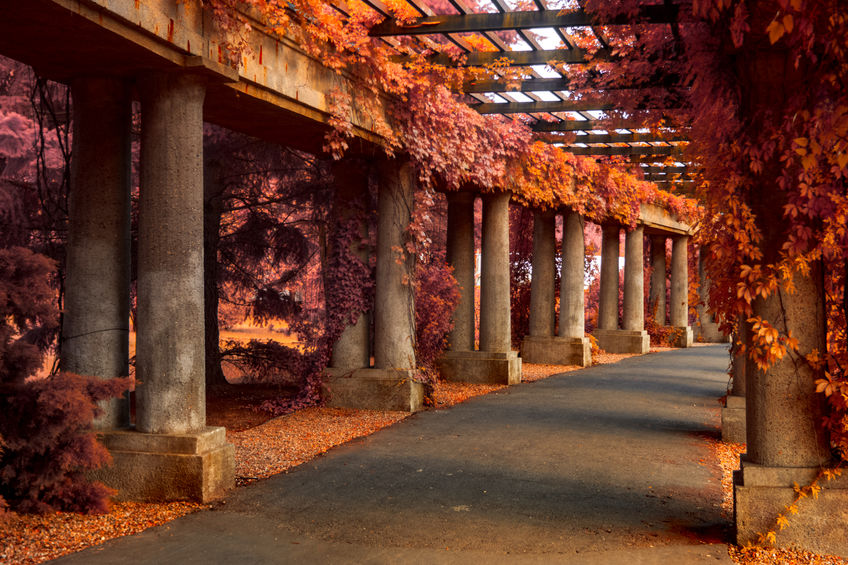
left=4, top=1, right=846, bottom=557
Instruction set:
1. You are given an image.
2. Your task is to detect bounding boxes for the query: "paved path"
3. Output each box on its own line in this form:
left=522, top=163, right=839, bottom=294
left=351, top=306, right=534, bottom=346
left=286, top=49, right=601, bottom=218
left=56, top=345, right=733, bottom=564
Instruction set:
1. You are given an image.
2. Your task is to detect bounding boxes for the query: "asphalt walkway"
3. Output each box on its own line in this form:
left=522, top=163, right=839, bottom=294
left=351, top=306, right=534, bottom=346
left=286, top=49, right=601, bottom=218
left=56, top=345, right=734, bottom=564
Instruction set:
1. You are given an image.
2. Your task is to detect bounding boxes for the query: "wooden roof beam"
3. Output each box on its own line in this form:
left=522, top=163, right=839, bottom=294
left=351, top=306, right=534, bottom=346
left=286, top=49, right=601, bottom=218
left=370, top=5, right=679, bottom=36
left=565, top=145, right=685, bottom=156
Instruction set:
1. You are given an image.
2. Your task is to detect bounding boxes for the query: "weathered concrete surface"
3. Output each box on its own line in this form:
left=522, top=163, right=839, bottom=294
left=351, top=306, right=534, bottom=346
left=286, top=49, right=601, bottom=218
left=438, top=350, right=521, bottom=385
left=374, top=160, right=416, bottom=371
left=622, top=226, right=645, bottom=332
left=672, top=326, right=694, bottom=348
left=696, top=251, right=727, bottom=343
left=62, top=77, right=132, bottom=429
left=735, top=463, right=848, bottom=557
left=669, top=236, right=691, bottom=348
left=135, top=72, right=207, bottom=436
left=480, top=192, right=513, bottom=354
left=0, top=0, right=387, bottom=155
left=528, top=211, right=556, bottom=337
left=650, top=235, right=667, bottom=325
left=324, top=368, right=423, bottom=412
left=639, top=203, right=692, bottom=236
left=721, top=395, right=746, bottom=444
left=56, top=346, right=733, bottom=565
left=446, top=191, right=476, bottom=352
left=593, top=329, right=650, bottom=355
left=599, top=224, right=621, bottom=331
left=735, top=266, right=843, bottom=554
left=90, top=427, right=234, bottom=503
left=559, top=210, right=585, bottom=340
left=520, top=336, right=591, bottom=367
left=328, top=161, right=371, bottom=371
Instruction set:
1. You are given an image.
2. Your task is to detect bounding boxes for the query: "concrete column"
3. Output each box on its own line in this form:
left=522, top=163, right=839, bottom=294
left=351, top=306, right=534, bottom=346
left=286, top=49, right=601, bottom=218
left=696, top=249, right=727, bottom=342
left=559, top=210, right=585, bottom=339
left=446, top=191, right=476, bottom=352
left=722, top=315, right=748, bottom=443
left=622, top=226, right=644, bottom=331
left=63, top=77, right=132, bottom=430
left=669, top=235, right=688, bottom=327
left=598, top=224, right=620, bottom=330
left=480, top=192, right=512, bottom=353
left=136, top=73, right=207, bottom=435
left=731, top=317, right=748, bottom=398
left=649, top=235, right=667, bottom=325
left=745, top=266, right=829, bottom=468
left=374, top=159, right=416, bottom=370
left=528, top=211, right=556, bottom=337
left=328, top=161, right=371, bottom=371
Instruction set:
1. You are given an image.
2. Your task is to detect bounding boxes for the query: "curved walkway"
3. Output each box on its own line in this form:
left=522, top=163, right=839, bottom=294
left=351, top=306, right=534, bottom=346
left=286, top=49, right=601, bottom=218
left=55, top=345, right=733, bottom=564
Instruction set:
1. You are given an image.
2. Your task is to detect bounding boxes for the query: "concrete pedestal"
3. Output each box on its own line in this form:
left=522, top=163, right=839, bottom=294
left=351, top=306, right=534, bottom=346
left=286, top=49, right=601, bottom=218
left=91, top=427, right=234, bottom=502
left=438, top=350, right=521, bottom=385
left=592, top=329, right=649, bottom=354
left=722, top=395, right=747, bottom=443
left=324, top=368, right=423, bottom=412
left=520, top=336, right=591, bottom=367
left=671, top=325, right=694, bottom=348
left=735, top=461, right=848, bottom=557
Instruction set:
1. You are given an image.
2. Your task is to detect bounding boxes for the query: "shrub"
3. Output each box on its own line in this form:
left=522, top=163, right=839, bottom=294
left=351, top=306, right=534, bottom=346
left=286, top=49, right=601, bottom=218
left=0, top=246, right=128, bottom=514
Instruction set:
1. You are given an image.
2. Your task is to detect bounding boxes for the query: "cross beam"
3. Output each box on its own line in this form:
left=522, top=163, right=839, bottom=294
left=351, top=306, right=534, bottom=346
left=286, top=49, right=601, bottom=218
left=532, top=120, right=638, bottom=132
left=421, top=48, right=606, bottom=67
left=370, top=5, right=679, bottom=36
left=474, top=100, right=615, bottom=114
left=575, top=132, right=687, bottom=144
left=566, top=145, right=684, bottom=156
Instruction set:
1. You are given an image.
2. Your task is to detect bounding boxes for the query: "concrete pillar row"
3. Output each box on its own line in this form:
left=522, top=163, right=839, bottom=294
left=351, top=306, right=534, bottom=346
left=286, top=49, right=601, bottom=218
left=649, top=235, right=667, bottom=325
left=62, top=77, right=132, bottom=430
left=480, top=192, right=512, bottom=353
left=598, top=224, right=621, bottom=331
left=622, top=225, right=645, bottom=332
left=136, top=72, right=208, bottom=436
left=328, top=161, right=371, bottom=371
left=559, top=210, right=585, bottom=339
left=594, top=223, right=649, bottom=354
left=528, top=211, right=556, bottom=338
left=440, top=190, right=520, bottom=383
left=374, top=160, right=417, bottom=370
left=446, top=191, right=476, bottom=352
left=325, top=159, right=423, bottom=412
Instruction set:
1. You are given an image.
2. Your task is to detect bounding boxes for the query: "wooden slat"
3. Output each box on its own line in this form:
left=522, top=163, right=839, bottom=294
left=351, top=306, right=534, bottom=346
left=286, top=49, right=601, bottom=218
left=566, top=145, right=684, bottom=156
left=474, top=100, right=615, bottom=114
left=370, top=5, right=679, bottom=36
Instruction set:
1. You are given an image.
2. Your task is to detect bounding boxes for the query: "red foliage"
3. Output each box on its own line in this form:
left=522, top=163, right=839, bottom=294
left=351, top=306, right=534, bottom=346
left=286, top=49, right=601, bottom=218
left=0, top=246, right=128, bottom=514
left=414, top=258, right=460, bottom=370
left=0, top=372, right=129, bottom=514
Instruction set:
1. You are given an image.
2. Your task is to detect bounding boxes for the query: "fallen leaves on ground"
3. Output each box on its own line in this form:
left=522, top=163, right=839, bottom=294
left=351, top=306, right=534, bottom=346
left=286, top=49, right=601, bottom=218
left=229, top=407, right=408, bottom=485
left=430, top=381, right=506, bottom=408
left=0, top=501, right=204, bottom=565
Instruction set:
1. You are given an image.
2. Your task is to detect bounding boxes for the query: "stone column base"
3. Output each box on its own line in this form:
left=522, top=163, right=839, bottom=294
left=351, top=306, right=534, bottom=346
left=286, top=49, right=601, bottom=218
left=592, top=329, right=650, bottom=354
left=671, top=326, right=694, bottom=348
left=735, top=461, right=848, bottom=557
left=722, top=395, right=747, bottom=443
left=91, top=426, right=234, bottom=503
left=324, top=368, right=423, bottom=412
left=437, top=350, right=522, bottom=385
left=520, top=336, right=591, bottom=367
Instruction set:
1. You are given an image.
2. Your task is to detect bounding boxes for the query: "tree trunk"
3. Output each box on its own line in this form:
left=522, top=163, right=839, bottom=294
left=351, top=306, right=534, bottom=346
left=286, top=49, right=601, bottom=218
left=203, top=154, right=228, bottom=388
